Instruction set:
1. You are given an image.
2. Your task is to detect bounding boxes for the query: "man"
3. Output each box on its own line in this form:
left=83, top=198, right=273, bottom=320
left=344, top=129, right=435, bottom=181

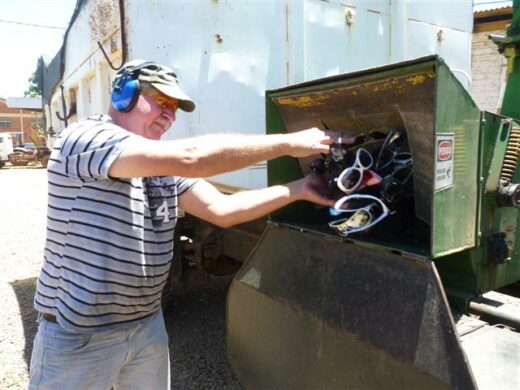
left=29, top=60, right=348, bottom=389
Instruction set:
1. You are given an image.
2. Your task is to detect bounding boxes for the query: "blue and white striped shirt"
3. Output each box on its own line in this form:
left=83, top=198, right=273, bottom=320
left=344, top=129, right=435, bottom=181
left=34, top=114, right=197, bottom=332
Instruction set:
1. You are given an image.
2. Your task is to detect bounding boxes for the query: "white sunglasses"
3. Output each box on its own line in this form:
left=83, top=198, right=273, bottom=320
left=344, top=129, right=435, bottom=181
left=328, top=194, right=390, bottom=236
left=336, top=148, right=373, bottom=194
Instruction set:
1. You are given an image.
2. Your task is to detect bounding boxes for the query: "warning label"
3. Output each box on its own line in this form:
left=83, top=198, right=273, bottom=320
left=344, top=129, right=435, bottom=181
left=435, top=134, right=454, bottom=191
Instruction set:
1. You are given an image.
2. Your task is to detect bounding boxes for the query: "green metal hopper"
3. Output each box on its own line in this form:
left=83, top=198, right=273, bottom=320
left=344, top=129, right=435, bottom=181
left=227, top=55, right=520, bottom=389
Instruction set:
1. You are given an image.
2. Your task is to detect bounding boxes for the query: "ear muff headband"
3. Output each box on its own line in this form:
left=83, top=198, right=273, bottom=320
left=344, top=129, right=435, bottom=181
left=111, top=62, right=157, bottom=112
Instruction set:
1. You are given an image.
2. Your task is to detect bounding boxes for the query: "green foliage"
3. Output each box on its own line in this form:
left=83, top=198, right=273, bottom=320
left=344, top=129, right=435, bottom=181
left=24, top=71, right=42, bottom=97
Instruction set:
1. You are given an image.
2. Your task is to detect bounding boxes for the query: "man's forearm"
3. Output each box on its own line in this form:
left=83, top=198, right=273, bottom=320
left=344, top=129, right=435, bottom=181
left=109, top=129, right=337, bottom=179
left=203, top=182, right=304, bottom=228
left=159, top=134, right=291, bottom=177
left=111, top=134, right=291, bottom=178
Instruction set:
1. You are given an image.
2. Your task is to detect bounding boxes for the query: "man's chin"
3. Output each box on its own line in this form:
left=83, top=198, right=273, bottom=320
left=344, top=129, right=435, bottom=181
left=147, top=126, right=167, bottom=140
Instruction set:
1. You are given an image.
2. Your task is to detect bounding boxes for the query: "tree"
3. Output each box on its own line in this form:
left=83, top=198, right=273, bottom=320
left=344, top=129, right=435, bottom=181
left=24, top=71, right=42, bottom=97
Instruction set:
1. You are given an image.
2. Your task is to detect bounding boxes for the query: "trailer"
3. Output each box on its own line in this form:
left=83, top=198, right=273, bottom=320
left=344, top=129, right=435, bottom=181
left=40, top=0, right=473, bottom=280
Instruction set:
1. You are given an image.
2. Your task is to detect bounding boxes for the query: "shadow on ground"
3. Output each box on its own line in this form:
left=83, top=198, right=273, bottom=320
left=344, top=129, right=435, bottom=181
left=10, top=277, right=38, bottom=370
left=164, top=275, right=242, bottom=389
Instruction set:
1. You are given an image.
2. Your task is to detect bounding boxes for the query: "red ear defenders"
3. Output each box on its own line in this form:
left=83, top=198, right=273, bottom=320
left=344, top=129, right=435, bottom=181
left=111, top=62, right=156, bottom=112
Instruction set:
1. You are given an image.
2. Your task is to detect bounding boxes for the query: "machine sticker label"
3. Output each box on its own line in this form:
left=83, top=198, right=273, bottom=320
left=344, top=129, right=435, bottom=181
left=435, top=134, right=454, bottom=191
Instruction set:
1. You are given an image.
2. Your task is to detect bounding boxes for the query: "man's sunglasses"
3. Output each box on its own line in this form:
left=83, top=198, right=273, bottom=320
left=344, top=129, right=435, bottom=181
left=141, top=86, right=179, bottom=113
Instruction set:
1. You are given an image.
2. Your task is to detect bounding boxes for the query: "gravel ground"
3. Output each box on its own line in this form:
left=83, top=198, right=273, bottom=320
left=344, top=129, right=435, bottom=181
left=0, top=166, right=242, bottom=389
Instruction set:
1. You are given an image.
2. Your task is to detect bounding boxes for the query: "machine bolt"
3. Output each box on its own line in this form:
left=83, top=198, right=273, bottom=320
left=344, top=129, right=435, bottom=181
left=498, top=182, right=520, bottom=207
left=345, top=9, right=355, bottom=25
left=437, top=29, right=444, bottom=43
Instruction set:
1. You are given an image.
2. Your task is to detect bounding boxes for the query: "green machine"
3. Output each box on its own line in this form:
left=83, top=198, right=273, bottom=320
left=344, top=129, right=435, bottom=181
left=227, top=53, right=520, bottom=389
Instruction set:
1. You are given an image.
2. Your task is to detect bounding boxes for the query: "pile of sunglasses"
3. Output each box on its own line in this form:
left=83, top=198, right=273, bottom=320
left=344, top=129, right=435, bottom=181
left=309, top=128, right=414, bottom=236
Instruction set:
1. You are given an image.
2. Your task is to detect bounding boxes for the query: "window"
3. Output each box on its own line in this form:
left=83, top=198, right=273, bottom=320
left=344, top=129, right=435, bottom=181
left=0, top=118, right=11, bottom=129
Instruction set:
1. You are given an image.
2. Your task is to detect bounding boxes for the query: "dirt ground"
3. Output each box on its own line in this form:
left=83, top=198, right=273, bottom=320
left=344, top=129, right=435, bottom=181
left=0, top=166, right=241, bottom=389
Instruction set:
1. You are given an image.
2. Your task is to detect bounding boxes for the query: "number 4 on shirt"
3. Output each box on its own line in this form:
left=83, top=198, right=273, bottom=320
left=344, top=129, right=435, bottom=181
left=156, top=200, right=170, bottom=223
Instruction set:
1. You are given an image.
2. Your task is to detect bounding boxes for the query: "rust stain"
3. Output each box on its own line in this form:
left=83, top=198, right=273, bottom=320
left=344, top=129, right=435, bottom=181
left=373, top=80, right=407, bottom=94
left=88, top=0, right=118, bottom=42
left=276, top=95, right=328, bottom=107
left=406, top=75, right=426, bottom=85
left=373, top=82, right=394, bottom=92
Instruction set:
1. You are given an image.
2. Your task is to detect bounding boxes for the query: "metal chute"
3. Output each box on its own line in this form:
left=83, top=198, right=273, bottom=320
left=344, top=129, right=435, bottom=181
left=228, top=224, right=476, bottom=389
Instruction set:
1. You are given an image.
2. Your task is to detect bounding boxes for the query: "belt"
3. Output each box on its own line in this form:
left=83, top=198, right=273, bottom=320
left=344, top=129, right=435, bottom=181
left=42, top=313, right=57, bottom=323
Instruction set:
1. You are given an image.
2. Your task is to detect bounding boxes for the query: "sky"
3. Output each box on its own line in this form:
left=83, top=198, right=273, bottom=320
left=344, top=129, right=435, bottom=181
left=0, top=0, right=76, bottom=98
left=0, top=0, right=513, bottom=98
left=474, top=0, right=512, bottom=12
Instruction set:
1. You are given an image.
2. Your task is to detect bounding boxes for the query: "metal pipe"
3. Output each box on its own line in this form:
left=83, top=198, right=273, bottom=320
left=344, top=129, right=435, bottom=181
left=98, top=0, right=127, bottom=70
left=119, top=0, right=127, bottom=64
left=56, top=84, right=71, bottom=128
left=469, top=300, right=520, bottom=329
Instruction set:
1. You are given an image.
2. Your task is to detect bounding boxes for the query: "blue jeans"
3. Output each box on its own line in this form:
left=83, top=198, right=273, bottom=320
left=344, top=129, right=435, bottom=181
left=29, top=309, right=170, bottom=389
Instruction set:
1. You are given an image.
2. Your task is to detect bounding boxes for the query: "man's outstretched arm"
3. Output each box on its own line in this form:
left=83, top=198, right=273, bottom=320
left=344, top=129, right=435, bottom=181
left=109, top=128, right=350, bottom=179
left=179, top=174, right=333, bottom=228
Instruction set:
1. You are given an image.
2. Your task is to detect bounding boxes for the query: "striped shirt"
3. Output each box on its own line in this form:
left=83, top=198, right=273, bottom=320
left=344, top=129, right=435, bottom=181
left=34, top=114, right=197, bottom=332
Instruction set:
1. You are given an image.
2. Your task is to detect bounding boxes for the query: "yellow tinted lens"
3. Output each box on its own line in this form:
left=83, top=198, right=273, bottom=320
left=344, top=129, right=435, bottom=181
left=155, top=95, right=179, bottom=112
left=142, top=87, right=179, bottom=112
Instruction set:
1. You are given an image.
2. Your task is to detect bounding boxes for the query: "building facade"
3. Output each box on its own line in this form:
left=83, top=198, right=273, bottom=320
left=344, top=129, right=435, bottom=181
left=471, top=2, right=512, bottom=113
left=0, top=98, right=43, bottom=146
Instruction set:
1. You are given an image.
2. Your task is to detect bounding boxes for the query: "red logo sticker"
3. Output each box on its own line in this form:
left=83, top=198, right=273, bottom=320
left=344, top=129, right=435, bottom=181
left=438, top=140, right=452, bottom=161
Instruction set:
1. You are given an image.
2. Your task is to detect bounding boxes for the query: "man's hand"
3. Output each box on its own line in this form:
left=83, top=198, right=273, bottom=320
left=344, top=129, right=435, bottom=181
left=285, top=127, right=355, bottom=157
left=291, top=172, right=337, bottom=207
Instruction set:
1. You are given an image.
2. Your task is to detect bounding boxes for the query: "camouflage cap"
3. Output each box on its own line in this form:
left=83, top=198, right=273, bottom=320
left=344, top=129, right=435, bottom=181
left=116, top=59, right=196, bottom=112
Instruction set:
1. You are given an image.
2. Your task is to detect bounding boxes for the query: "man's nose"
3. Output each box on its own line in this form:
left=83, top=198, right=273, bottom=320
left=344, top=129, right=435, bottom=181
left=162, top=107, right=176, bottom=122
